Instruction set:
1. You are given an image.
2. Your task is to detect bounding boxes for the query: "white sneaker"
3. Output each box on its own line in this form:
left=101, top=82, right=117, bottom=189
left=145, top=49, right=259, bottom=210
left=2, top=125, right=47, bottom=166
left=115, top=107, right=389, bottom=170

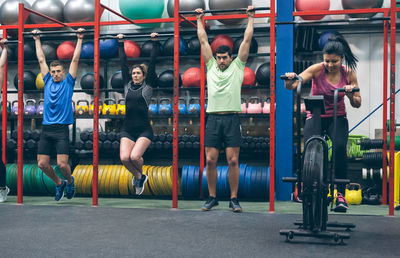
left=0, top=186, right=10, bottom=203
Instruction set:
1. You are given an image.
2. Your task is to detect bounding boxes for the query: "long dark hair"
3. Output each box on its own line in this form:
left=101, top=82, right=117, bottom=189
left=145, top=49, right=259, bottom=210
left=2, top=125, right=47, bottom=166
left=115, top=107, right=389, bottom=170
left=323, top=35, right=358, bottom=71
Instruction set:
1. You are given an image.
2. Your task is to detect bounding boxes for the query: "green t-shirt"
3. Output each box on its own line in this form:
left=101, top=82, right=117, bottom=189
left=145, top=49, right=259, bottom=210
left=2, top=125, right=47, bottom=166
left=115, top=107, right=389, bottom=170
left=206, top=57, right=246, bottom=113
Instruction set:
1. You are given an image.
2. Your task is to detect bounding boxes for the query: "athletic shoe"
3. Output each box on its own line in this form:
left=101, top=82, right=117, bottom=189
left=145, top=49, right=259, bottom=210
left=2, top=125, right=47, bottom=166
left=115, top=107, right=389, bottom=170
left=55, top=180, right=67, bottom=202
left=333, top=193, right=348, bottom=213
left=0, top=186, right=10, bottom=203
left=202, top=196, right=219, bottom=211
left=65, top=176, right=75, bottom=199
left=133, top=174, right=148, bottom=195
left=229, top=198, right=243, bottom=213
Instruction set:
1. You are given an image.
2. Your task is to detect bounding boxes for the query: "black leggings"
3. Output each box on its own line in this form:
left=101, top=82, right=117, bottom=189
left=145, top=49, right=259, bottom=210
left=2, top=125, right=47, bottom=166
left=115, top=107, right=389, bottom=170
left=304, top=116, right=349, bottom=194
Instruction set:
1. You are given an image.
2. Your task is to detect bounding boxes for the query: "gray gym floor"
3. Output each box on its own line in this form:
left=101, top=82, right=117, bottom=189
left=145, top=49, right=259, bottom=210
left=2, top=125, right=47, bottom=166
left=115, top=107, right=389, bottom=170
left=1, top=197, right=399, bottom=257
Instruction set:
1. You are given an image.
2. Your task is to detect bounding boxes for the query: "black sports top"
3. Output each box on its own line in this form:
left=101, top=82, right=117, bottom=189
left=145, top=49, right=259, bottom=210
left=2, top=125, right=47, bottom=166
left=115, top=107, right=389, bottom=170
left=118, top=41, right=159, bottom=132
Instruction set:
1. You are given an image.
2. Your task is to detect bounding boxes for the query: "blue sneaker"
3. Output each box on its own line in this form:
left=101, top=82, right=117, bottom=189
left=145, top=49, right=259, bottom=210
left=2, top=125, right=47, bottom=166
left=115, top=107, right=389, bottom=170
left=65, top=176, right=75, bottom=199
left=55, top=180, right=67, bottom=201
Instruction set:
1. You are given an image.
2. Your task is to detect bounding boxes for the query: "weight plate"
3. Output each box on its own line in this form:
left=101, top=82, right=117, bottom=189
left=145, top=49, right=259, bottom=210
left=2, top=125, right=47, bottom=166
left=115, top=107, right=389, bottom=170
left=23, top=164, right=33, bottom=194
left=221, top=166, right=229, bottom=199
left=201, top=167, right=208, bottom=197
left=238, top=164, right=247, bottom=198
left=250, top=166, right=258, bottom=199
left=82, top=165, right=91, bottom=195
left=126, top=168, right=134, bottom=195
left=104, top=165, right=114, bottom=195
left=119, top=166, right=128, bottom=196
left=107, top=165, right=116, bottom=195
left=193, top=166, right=200, bottom=198
left=155, top=166, right=164, bottom=195
left=244, top=166, right=253, bottom=199
left=165, top=166, right=173, bottom=195
left=181, top=166, right=188, bottom=197
left=142, top=165, right=151, bottom=195
left=74, top=165, right=84, bottom=194
left=216, top=166, right=222, bottom=197
left=112, top=165, right=121, bottom=195
left=100, top=165, right=110, bottom=195
left=188, top=166, right=195, bottom=197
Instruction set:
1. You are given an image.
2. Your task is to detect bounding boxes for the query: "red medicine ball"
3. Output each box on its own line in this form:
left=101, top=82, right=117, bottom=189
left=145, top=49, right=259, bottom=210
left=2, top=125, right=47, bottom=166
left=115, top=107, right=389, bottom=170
left=211, top=35, right=234, bottom=54
left=295, top=0, right=330, bottom=20
left=182, top=67, right=201, bottom=87
left=124, top=40, right=141, bottom=58
left=242, top=67, right=256, bottom=86
left=57, top=41, right=76, bottom=60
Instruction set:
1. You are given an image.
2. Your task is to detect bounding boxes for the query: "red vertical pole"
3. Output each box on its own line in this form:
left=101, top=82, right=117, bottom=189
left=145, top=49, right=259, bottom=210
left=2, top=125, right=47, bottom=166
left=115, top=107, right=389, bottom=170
left=2, top=29, right=7, bottom=164
left=17, top=3, right=25, bottom=204
left=172, top=0, right=180, bottom=209
left=92, top=0, right=101, bottom=206
left=388, top=0, right=396, bottom=216
left=269, top=0, right=276, bottom=212
left=199, top=19, right=206, bottom=197
left=382, top=17, right=388, bottom=205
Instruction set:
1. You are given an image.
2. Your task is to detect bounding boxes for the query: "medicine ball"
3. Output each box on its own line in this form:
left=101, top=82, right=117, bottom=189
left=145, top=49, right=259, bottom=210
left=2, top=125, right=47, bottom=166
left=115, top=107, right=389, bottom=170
left=342, top=0, right=383, bottom=18
left=36, top=73, right=45, bottom=90
left=187, top=36, right=201, bottom=55
left=124, top=40, right=141, bottom=58
left=233, top=37, right=258, bottom=54
left=141, top=40, right=163, bottom=57
left=318, top=30, right=341, bottom=50
left=157, top=70, right=182, bottom=88
left=210, top=35, right=234, bottom=54
left=100, top=39, right=118, bottom=59
left=57, top=41, right=76, bottom=60
left=24, top=42, right=36, bottom=60
left=163, top=36, right=188, bottom=56
left=41, top=42, right=57, bottom=60
left=80, top=41, right=94, bottom=59
left=13, top=71, right=37, bottom=91
left=111, top=70, right=124, bottom=89
left=182, top=67, right=201, bottom=87
left=242, top=67, right=256, bottom=86
left=255, top=63, right=270, bottom=86
left=295, top=0, right=330, bottom=20
left=80, top=73, right=105, bottom=94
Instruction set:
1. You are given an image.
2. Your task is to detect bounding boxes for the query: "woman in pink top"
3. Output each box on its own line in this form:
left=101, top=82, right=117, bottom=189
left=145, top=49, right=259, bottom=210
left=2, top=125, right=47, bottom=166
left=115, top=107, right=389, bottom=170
left=284, top=35, right=361, bottom=212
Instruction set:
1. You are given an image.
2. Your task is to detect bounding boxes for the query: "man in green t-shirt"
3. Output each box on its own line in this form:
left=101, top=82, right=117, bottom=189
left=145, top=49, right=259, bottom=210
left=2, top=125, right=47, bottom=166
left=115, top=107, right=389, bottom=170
left=196, top=6, right=255, bottom=212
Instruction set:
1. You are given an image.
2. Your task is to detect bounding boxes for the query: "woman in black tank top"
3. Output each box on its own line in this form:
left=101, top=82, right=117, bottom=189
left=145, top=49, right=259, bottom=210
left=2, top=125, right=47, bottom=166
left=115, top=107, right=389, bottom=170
left=117, top=33, right=160, bottom=195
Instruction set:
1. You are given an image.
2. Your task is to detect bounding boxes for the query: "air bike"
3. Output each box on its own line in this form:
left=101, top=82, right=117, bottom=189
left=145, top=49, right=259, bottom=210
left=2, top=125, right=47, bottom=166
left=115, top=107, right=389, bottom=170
left=279, top=75, right=359, bottom=244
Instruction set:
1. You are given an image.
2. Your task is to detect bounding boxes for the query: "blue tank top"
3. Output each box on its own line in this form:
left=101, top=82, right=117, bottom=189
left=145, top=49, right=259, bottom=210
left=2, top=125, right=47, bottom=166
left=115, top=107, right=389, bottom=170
left=42, top=73, right=75, bottom=125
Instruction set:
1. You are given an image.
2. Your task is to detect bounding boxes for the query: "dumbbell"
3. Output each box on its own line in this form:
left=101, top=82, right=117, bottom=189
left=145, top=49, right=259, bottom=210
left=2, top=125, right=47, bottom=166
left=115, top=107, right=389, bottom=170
left=31, top=129, right=40, bottom=141
left=23, top=130, right=32, bottom=140
left=99, top=131, right=107, bottom=142
left=193, top=141, right=200, bottom=149
left=112, top=140, right=120, bottom=150
left=185, top=141, right=193, bottom=149
left=149, top=142, right=155, bottom=149
left=153, top=134, right=159, bottom=142
left=179, top=141, right=185, bottom=149
left=7, top=139, right=17, bottom=150
left=241, top=141, right=249, bottom=149
left=182, top=134, right=189, bottom=143
left=189, top=135, right=197, bottom=143
left=166, top=133, right=173, bottom=142
left=84, top=140, right=93, bottom=150
left=11, top=130, right=18, bottom=140
left=155, top=141, right=163, bottom=150
left=103, top=140, right=112, bottom=150
left=98, top=140, right=104, bottom=150
left=75, top=141, right=84, bottom=151
left=26, top=139, right=37, bottom=150
left=163, top=141, right=171, bottom=149
left=107, top=131, right=117, bottom=141
left=80, top=130, right=91, bottom=141
left=158, top=134, right=166, bottom=142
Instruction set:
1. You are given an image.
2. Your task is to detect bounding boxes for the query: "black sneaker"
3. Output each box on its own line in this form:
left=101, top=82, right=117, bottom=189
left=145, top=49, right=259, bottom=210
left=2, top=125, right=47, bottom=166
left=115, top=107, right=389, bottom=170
left=333, top=193, right=348, bottom=213
left=202, top=196, right=219, bottom=211
left=229, top=198, right=242, bottom=212
left=55, top=180, right=67, bottom=202
left=133, top=174, right=148, bottom=195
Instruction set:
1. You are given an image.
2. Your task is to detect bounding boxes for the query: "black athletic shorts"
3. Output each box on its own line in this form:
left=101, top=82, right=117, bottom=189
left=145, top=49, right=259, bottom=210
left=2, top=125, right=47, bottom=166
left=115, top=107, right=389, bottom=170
left=120, top=127, right=154, bottom=142
left=205, top=113, right=242, bottom=149
left=37, top=124, right=70, bottom=155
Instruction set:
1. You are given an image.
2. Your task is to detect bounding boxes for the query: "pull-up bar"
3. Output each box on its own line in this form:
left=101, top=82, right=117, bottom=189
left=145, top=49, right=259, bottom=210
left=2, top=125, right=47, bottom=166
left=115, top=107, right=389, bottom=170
left=99, top=33, right=174, bottom=40
left=179, top=7, right=270, bottom=15
left=277, top=16, right=390, bottom=25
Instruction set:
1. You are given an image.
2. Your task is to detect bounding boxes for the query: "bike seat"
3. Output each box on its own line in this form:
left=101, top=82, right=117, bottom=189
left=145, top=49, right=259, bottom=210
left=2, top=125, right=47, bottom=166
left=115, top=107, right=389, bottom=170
left=304, top=95, right=326, bottom=115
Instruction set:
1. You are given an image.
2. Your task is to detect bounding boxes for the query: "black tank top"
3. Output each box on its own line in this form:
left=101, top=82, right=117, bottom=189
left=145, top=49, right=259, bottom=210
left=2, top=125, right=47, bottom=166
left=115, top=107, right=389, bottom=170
left=118, top=41, right=159, bottom=132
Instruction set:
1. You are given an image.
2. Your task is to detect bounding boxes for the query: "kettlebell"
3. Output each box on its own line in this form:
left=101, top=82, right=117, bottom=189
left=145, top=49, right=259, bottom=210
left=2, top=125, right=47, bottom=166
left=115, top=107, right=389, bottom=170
left=327, top=188, right=338, bottom=204
left=240, top=98, right=247, bottom=114
left=36, top=99, right=44, bottom=115
left=72, top=100, right=76, bottom=114
left=102, top=98, right=117, bottom=115
left=0, top=101, right=11, bottom=115
left=159, top=98, right=172, bottom=115
left=262, top=98, right=271, bottom=114
left=11, top=100, right=19, bottom=116
left=300, top=100, right=306, bottom=114
left=178, top=98, right=187, bottom=114
left=116, top=99, right=126, bottom=115
left=247, top=97, right=262, bottom=114
left=76, top=100, right=89, bottom=115
left=345, top=183, right=362, bottom=205
left=89, top=100, right=103, bottom=115
left=24, top=99, right=37, bottom=115
left=188, top=98, right=200, bottom=115
left=148, top=98, right=159, bottom=115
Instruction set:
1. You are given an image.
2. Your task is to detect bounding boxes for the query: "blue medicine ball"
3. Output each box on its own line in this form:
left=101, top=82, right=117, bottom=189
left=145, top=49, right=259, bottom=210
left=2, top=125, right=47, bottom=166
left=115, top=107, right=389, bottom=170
left=163, top=36, right=188, bottom=56
left=81, top=41, right=94, bottom=59
left=318, top=30, right=342, bottom=50
left=100, top=39, right=118, bottom=59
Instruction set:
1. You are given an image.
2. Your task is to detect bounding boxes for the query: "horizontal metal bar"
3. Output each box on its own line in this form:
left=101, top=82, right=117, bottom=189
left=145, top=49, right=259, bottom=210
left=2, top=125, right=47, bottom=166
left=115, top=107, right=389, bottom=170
left=294, top=8, right=390, bottom=17
left=98, top=33, right=175, bottom=40
left=179, top=7, right=270, bottom=15
left=277, top=17, right=390, bottom=25
left=23, top=29, right=85, bottom=35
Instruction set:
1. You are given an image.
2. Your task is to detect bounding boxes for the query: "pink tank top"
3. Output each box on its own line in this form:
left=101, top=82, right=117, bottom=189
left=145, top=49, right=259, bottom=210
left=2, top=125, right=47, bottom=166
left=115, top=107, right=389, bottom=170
left=307, top=63, right=349, bottom=119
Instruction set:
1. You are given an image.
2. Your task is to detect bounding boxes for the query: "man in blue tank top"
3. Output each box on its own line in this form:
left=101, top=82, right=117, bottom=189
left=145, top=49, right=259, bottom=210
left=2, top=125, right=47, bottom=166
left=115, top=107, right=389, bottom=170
left=33, top=28, right=85, bottom=201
